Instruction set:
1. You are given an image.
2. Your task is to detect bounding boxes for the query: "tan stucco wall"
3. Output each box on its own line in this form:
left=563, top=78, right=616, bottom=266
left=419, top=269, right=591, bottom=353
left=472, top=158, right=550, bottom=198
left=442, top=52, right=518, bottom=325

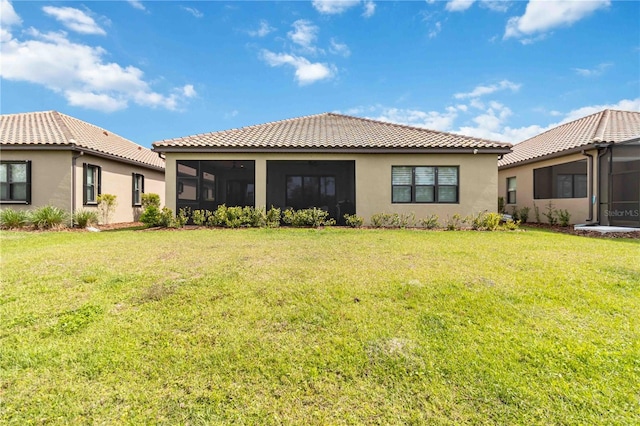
left=164, top=152, right=501, bottom=224
left=498, top=151, right=598, bottom=224
left=0, top=150, right=73, bottom=212
left=75, top=154, right=165, bottom=224
left=1, top=149, right=164, bottom=224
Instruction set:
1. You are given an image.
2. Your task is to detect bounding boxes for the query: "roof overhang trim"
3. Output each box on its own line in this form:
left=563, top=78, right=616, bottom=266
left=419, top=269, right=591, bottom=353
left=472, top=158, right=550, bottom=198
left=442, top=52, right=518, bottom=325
left=152, top=146, right=512, bottom=155
left=1, top=144, right=165, bottom=171
left=498, top=143, right=600, bottom=170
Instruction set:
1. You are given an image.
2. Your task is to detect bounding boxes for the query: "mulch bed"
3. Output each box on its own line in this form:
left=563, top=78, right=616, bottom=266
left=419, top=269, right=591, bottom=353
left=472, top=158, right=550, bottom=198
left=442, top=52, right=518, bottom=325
left=523, top=223, right=640, bottom=239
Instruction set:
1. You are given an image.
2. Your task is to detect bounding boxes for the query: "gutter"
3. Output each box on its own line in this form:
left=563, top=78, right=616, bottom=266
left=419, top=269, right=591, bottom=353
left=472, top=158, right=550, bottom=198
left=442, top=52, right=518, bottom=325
left=151, top=146, right=512, bottom=155
left=3, top=144, right=165, bottom=172
left=581, top=150, right=594, bottom=222
left=595, top=143, right=613, bottom=225
left=71, top=147, right=83, bottom=222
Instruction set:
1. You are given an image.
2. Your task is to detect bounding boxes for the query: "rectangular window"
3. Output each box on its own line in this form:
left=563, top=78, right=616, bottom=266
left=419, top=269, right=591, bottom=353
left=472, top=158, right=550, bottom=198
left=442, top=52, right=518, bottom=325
left=534, top=160, right=587, bottom=199
left=507, top=177, right=517, bottom=204
left=83, top=163, right=101, bottom=205
left=132, top=173, right=144, bottom=206
left=392, top=166, right=458, bottom=203
left=0, top=161, right=31, bottom=204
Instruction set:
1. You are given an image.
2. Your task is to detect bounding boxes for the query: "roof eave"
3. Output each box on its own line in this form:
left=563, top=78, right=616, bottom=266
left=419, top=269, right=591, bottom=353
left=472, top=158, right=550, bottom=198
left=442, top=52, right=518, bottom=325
left=498, top=143, right=600, bottom=170
left=152, top=146, right=512, bottom=155
left=1, top=144, right=165, bottom=171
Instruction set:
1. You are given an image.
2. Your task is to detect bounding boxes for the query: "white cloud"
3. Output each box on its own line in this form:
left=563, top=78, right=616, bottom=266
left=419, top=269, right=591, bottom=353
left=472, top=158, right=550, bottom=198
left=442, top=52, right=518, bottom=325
left=559, top=98, right=640, bottom=123
left=363, top=1, right=376, bottom=18
left=181, top=84, right=197, bottom=98
left=127, top=0, right=146, bottom=11
left=66, top=91, right=127, bottom=112
left=1, top=21, right=195, bottom=112
left=458, top=98, right=640, bottom=143
left=288, top=20, right=318, bottom=52
left=181, top=6, right=203, bottom=18
left=42, top=6, right=106, bottom=36
left=312, top=0, right=361, bottom=15
left=248, top=20, right=275, bottom=37
left=428, top=22, right=442, bottom=39
left=504, top=0, right=610, bottom=42
left=260, top=50, right=335, bottom=85
left=346, top=97, right=640, bottom=144
left=329, top=38, right=351, bottom=57
left=374, top=107, right=459, bottom=131
left=1, top=0, right=21, bottom=27
left=446, top=0, right=475, bottom=12
left=480, top=0, right=510, bottom=13
left=573, top=62, right=612, bottom=77
left=454, top=80, right=521, bottom=99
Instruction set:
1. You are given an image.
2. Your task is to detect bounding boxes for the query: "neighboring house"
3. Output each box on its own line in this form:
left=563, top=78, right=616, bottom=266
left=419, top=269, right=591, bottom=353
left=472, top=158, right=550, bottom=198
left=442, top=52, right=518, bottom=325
left=0, top=111, right=165, bottom=223
left=152, top=113, right=511, bottom=224
left=498, top=109, right=640, bottom=227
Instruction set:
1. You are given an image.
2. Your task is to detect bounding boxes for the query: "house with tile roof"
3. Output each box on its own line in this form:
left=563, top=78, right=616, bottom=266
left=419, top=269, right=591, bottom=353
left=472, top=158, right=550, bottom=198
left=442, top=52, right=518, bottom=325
left=153, top=112, right=512, bottom=224
left=498, top=109, right=640, bottom=228
left=1, top=111, right=165, bottom=223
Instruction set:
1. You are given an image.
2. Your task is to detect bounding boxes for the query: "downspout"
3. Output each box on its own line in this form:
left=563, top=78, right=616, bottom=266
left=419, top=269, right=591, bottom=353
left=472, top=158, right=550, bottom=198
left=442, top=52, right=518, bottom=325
left=71, top=148, right=84, bottom=222
left=596, top=144, right=612, bottom=225
left=581, top=150, right=594, bottom=223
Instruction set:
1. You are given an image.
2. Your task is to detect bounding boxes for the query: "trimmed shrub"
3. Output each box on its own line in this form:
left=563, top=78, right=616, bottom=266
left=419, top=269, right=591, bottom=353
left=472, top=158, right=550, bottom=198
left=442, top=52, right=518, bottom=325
left=73, top=209, right=98, bottom=228
left=283, top=208, right=335, bottom=227
left=519, top=206, right=530, bottom=223
left=344, top=213, right=364, bottom=228
left=140, top=205, right=162, bottom=227
left=31, top=206, right=68, bottom=229
left=0, top=208, right=30, bottom=229
left=419, top=214, right=439, bottom=229
left=265, top=207, right=281, bottom=228
left=192, top=209, right=210, bottom=226
left=469, top=211, right=502, bottom=231
left=501, top=219, right=521, bottom=231
left=141, top=193, right=161, bottom=208
left=174, top=207, right=190, bottom=227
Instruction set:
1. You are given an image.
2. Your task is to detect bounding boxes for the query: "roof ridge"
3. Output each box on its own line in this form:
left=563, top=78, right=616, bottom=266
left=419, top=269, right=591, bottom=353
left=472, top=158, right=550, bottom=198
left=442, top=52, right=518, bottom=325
left=50, top=111, right=75, bottom=144
left=592, top=109, right=610, bottom=142
left=326, top=112, right=511, bottom=146
left=514, top=109, right=606, bottom=146
left=55, top=111, right=133, bottom=144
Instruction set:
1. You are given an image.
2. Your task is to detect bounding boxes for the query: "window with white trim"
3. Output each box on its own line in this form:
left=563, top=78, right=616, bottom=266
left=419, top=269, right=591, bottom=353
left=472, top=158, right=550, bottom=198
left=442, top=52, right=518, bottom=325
left=392, top=166, right=459, bottom=203
left=83, top=163, right=101, bottom=205
left=506, top=177, right=516, bottom=204
left=132, top=173, right=144, bottom=206
left=0, top=161, right=31, bottom=204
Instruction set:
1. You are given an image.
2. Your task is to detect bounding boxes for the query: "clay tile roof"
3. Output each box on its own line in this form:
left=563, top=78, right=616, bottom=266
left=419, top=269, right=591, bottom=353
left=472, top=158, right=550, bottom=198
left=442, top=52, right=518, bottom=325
left=499, top=109, right=640, bottom=168
left=153, top=112, right=511, bottom=152
left=1, top=111, right=164, bottom=169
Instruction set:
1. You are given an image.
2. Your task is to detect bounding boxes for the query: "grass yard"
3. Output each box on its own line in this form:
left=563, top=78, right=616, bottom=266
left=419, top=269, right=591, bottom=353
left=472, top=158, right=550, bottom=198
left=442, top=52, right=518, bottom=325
left=1, top=227, right=639, bottom=424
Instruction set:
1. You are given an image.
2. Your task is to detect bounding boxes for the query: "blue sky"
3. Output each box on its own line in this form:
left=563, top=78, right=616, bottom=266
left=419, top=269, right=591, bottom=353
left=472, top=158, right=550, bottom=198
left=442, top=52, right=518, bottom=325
left=1, top=0, right=639, bottom=147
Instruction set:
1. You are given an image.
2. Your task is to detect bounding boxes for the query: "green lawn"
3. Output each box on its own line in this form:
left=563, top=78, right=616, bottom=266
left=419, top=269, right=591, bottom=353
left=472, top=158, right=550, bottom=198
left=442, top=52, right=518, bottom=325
left=1, top=228, right=639, bottom=424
